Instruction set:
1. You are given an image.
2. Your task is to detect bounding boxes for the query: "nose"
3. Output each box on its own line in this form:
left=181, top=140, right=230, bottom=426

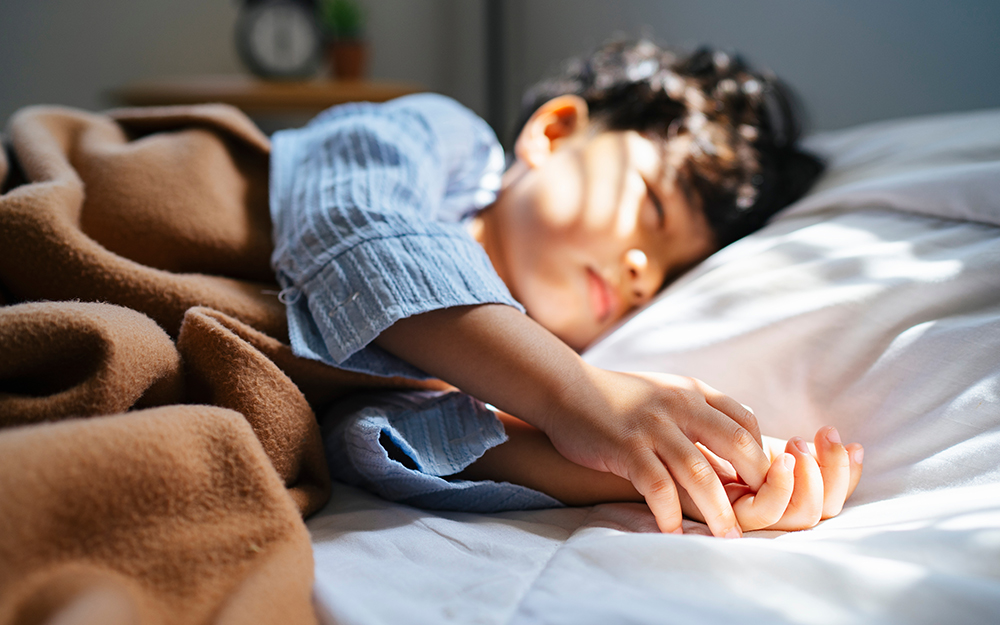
left=622, top=248, right=656, bottom=305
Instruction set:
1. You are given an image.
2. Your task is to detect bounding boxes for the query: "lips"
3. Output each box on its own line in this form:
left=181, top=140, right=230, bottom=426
left=587, top=268, right=615, bottom=324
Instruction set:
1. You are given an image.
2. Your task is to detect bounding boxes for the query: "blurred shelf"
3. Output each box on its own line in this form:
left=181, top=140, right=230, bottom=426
left=113, top=75, right=424, bottom=114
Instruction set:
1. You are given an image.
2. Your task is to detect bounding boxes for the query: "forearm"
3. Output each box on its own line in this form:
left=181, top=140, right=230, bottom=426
left=454, top=412, right=644, bottom=506
left=373, top=304, right=586, bottom=434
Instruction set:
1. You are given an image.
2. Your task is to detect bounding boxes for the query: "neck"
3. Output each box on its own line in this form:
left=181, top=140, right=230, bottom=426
left=472, top=201, right=512, bottom=293
left=472, top=161, right=531, bottom=298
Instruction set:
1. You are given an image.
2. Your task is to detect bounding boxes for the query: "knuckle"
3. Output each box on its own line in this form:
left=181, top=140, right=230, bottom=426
left=643, top=476, right=678, bottom=499
left=686, top=376, right=709, bottom=391
left=731, top=427, right=756, bottom=452
left=659, top=388, right=704, bottom=424
left=661, top=377, right=700, bottom=403
left=674, top=375, right=699, bottom=391
left=685, top=458, right=719, bottom=490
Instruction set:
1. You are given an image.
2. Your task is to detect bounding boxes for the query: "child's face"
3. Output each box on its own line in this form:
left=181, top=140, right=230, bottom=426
left=483, top=103, right=716, bottom=351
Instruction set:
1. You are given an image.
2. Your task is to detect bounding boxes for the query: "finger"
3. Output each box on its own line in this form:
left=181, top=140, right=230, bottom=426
left=625, top=447, right=685, bottom=535
left=845, top=443, right=864, bottom=500
left=815, top=426, right=851, bottom=519
left=692, top=379, right=763, bottom=446
left=733, top=453, right=796, bottom=531
left=723, top=482, right=753, bottom=505
left=684, top=403, right=770, bottom=492
left=768, top=437, right=824, bottom=531
left=695, top=442, right=739, bottom=484
left=677, top=483, right=705, bottom=523
left=658, top=433, right=743, bottom=539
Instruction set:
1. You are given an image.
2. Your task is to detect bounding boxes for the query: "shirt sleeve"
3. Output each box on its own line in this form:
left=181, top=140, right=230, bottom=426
left=269, top=93, right=522, bottom=378
left=321, top=390, right=563, bottom=512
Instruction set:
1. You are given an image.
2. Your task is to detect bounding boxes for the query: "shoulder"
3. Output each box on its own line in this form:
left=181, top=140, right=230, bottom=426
left=278, top=94, right=495, bottom=154
left=382, top=92, right=478, bottom=118
left=383, top=94, right=499, bottom=155
left=303, top=93, right=482, bottom=133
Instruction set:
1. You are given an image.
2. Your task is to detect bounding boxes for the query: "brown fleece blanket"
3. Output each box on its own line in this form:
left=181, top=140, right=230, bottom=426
left=0, top=104, right=437, bottom=625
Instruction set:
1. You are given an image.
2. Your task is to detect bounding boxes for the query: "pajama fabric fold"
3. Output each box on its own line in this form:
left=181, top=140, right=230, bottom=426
left=323, top=391, right=563, bottom=512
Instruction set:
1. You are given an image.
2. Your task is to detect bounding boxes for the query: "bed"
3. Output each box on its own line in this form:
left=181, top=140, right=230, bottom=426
left=0, top=103, right=997, bottom=624
left=307, top=107, right=1000, bottom=624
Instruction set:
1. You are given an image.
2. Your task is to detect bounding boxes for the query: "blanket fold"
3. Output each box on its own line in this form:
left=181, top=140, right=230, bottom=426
left=0, top=406, right=316, bottom=625
left=0, top=301, right=184, bottom=424
left=0, top=103, right=438, bottom=625
left=0, top=104, right=284, bottom=339
left=176, top=306, right=331, bottom=517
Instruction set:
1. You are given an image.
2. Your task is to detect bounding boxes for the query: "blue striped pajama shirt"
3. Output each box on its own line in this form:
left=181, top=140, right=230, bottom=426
left=269, top=93, right=559, bottom=511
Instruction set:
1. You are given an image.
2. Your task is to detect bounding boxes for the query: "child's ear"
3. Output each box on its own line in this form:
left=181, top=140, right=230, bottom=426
left=513, top=95, right=589, bottom=168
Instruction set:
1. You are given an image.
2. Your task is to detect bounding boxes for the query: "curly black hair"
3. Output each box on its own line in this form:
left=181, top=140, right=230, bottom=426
left=514, top=39, right=824, bottom=248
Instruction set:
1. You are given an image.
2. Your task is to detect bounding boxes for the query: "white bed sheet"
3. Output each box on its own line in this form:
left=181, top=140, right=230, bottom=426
left=309, top=108, right=1000, bottom=624
left=311, top=482, right=1000, bottom=624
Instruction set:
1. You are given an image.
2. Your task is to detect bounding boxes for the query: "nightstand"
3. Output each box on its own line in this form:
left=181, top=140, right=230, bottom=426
left=113, top=75, right=424, bottom=131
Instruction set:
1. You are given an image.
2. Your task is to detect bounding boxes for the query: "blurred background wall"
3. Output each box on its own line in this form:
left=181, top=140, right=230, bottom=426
left=2, top=0, right=998, bottom=142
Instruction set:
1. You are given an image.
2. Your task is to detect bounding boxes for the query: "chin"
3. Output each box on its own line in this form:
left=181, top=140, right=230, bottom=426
left=532, top=318, right=584, bottom=352
left=554, top=326, right=598, bottom=353
left=522, top=295, right=596, bottom=351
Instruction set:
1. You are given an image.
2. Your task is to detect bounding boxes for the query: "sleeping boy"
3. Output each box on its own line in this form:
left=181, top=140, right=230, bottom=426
left=269, top=39, right=863, bottom=537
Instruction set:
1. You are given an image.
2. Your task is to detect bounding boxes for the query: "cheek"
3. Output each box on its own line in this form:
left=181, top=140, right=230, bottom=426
left=534, top=156, right=587, bottom=228
left=538, top=186, right=585, bottom=229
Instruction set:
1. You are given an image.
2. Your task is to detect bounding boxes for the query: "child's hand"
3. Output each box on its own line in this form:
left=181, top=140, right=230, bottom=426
left=680, top=426, right=864, bottom=532
left=540, top=367, right=771, bottom=539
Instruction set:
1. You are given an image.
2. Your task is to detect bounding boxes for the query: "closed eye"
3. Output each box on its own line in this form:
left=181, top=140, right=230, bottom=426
left=645, top=182, right=666, bottom=229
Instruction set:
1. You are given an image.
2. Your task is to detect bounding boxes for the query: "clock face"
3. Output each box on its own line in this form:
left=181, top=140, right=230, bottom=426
left=237, top=0, right=321, bottom=79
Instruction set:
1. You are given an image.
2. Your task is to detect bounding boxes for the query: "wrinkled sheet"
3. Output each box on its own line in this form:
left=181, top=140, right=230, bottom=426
left=309, top=108, right=1000, bottom=624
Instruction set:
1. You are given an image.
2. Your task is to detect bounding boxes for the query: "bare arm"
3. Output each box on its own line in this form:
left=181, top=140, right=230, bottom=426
left=455, top=411, right=645, bottom=507
left=374, top=303, right=770, bottom=537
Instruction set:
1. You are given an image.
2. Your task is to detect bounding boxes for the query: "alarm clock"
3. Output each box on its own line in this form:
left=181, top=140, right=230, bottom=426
left=236, top=0, right=322, bottom=79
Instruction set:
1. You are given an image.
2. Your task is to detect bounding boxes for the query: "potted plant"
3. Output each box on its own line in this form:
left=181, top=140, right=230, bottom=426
left=318, top=0, right=367, bottom=80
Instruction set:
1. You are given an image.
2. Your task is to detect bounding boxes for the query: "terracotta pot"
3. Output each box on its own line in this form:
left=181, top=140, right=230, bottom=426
left=327, top=40, right=368, bottom=80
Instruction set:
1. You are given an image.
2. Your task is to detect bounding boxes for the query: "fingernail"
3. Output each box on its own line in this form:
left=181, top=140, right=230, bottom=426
left=725, top=527, right=742, bottom=539
left=852, top=448, right=864, bottom=464
left=826, top=427, right=842, bottom=445
left=793, top=437, right=809, bottom=454
left=782, top=453, right=796, bottom=471
left=671, top=527, right=684, bottom=535
left=741, top=403, right=755, bottom=415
